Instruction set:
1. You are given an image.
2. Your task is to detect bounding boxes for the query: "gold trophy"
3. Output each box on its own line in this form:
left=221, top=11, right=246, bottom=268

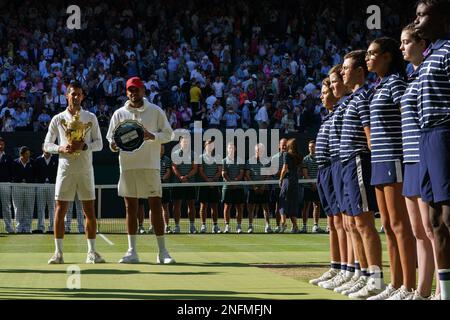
left=60, top=111, right=93, bottom=156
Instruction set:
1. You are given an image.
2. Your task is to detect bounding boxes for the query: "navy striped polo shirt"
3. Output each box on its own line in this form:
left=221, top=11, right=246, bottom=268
left=400, top=69, right=421, bottom=163
left=222, top=156, right=245, bottom=190
left=316, top=111, right=334, bottom=168
left=417, top=39, right=450, bottom=128
left=340, top=85, right=373, bottom=163
left=160, top=155, right=172, bottom=181
left=369, top=73, right=406, bottom=163
left=171, top=148, right=197, bottom=183
left=199, top=153, right=221, bottom=180
left=329, top=96, right=351, bottom=161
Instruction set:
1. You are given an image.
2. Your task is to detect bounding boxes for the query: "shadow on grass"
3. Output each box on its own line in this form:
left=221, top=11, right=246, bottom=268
left=0, top=287, right=307, bottom=300
left=0, top=269, right=220, bottom=276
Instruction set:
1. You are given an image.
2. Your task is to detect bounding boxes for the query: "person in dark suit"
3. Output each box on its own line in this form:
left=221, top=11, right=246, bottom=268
left=11, top=146, right=36, bottom=233
left=0, top=137, right=14, bottom=233
left=34, top=145, right=58, bottom=233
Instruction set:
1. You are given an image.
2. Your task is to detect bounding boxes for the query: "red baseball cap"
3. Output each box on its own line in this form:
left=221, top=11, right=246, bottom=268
left=126, top=77, right=144, bottom=90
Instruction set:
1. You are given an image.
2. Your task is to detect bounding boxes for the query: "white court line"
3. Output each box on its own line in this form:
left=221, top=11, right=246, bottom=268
left=98, top=233, right=114, bottom=246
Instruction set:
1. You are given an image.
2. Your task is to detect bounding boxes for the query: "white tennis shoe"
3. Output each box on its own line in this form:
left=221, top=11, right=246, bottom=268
left=157, top=251, right=176, bottom=264
left=119, top=250, right=140, bottom=264
left=48, top=252, right=64, bottom=264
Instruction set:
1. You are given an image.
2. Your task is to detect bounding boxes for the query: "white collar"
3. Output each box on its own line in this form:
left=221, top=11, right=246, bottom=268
left=125, top=97, right=149, bottom=113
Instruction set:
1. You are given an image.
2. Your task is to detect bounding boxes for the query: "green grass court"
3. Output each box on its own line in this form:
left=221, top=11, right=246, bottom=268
left=0, top=219, right=403, bottom=300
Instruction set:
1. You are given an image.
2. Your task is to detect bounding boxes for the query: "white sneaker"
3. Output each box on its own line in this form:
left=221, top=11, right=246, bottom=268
left=342, top=276, right=368, bottom=296
left=430, top=293, right=441, bottom=300
left=274, top=226, right=281, bottom=233
left=299, top=225, right=307, bottom=233
left=138, top=226, right=146, bottom=234
left=86, top=251, right=106, bottom=264
left=247, top=226, right=253, bottom=234
left=334, top=274, right=359, bottom=293
left=48, top=252, right=64, bottom=264
left=321, top=273, right=352, bottom=290
left=165, top=225, right=172, bottom=234
left=189, top=224, right=198, bottom=234
left=365, top=283, right=396, bottom=300
left=119, top=250, right=140, bottom=264
left=236, top=225, right=242, bottom=234
left=386, top=285, right=415, bottom=300
left=318, top=272, right=341, bottom=287
left=223, top=224, right=230, bottom=233
left=148, top=226, right=154, bottom=234
left=173, top=225, right=180, bottom=234
left=200, top=224, right=207, bottom=234
left=412, top=290, right=429, bottom=300
left=212, top=225, right=221, bottom=233
left=309, top=268, right=340, bottom=286
left=379, top=226, right=384, bottom=233
left=265, top=225, right=273, bottom=233
left=157, top=251, right=176, bottom=264
left=312, top=225, right=324, bottom=233
left=280, top=225, right=287, bottom=233
left=349, top=277, right=386, bottom=299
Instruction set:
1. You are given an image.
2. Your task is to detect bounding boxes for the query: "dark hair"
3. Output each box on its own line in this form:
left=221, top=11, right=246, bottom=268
left=0, top=137, right=4, bottom=144
left=67, top=80, right=84, bottom=93
left=416, top=0, right=450, bottom=16
left=402, top=23, right=431, bottom=48
left=328, top=64, right=343, bottom=79
left=20, top=146, right=30, bottom=156
left=308, top=140, right=316, bottom=145
left=344, top=50, right=369, bottom=77
left=371, top=37, right=407, bottom=78
left=286, top=138, right=302, bottom=167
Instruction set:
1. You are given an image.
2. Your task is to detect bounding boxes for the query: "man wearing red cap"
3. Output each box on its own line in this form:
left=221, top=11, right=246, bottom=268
left=107, top=77, right=175, bottom=264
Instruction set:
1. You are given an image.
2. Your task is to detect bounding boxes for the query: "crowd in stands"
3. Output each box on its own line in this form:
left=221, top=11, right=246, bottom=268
left=0, top=0, right=411, bottom=135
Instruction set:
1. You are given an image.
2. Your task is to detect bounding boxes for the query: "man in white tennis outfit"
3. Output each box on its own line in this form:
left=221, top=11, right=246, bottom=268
left=106, top=77, right=175, bottom=264
left=44, top=81, right=105, bottom=264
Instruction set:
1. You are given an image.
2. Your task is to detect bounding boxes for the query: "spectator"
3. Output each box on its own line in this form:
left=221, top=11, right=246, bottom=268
left=207, top=100, right=224, bottom=129
left=255, top=101, right=271, bottom=129
left=37, top=108, right=51, bottom=132
left=222, top=105, right=240, bottom=129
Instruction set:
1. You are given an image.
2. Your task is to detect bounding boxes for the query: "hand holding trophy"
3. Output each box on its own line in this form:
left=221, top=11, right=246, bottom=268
left=60, top=111, right=93, bottom=156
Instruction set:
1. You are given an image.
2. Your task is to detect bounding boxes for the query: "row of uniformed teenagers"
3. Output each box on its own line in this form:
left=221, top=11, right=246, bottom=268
left=309, top=0, right=450, bottom=300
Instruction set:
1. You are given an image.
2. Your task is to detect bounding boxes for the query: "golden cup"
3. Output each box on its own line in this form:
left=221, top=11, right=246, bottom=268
left=60, top=111, right=93, bottom=156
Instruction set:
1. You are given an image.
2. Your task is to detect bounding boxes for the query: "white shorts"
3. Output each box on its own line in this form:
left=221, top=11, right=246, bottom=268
left=118, top=169, right=162, bottom=198
left=55, top=171, right=96, bottom=201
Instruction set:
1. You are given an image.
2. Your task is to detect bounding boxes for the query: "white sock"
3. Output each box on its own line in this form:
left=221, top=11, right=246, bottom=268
left=156, top=235, right=166, bottom=253
left=55, top=239, right=63, bottom=253
left=346, top=264, right=355, bottom=278
left=128, top=235, right=137, bottom=252
left=87, top=239, right=96, bottom=253
left=438, top=269, right=450, bottom=300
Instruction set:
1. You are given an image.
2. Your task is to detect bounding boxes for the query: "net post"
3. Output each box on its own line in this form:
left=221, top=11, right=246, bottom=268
left=97, top=185, right=102, bottom=233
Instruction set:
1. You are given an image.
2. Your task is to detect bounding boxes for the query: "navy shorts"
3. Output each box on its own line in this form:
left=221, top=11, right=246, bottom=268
left=317, top=165, right=340, bottom=216
left=222, top=188, right=246, bottom=204
left=304, top=188, right=320, bottom=202
left=371, top=159, right=404, bottom=186
left=247, top=189, right=270, bottom=204
left=172, top=186, right=197, bottom=201
left=403, top=163, right=420, bottom=198
left=342, top=153, right=378, bottom=216
left=331, top=159, right=350, bottom=214
left=419, top=127, right=450, bottom=203
left=198, top=186, right=221, bottom=203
